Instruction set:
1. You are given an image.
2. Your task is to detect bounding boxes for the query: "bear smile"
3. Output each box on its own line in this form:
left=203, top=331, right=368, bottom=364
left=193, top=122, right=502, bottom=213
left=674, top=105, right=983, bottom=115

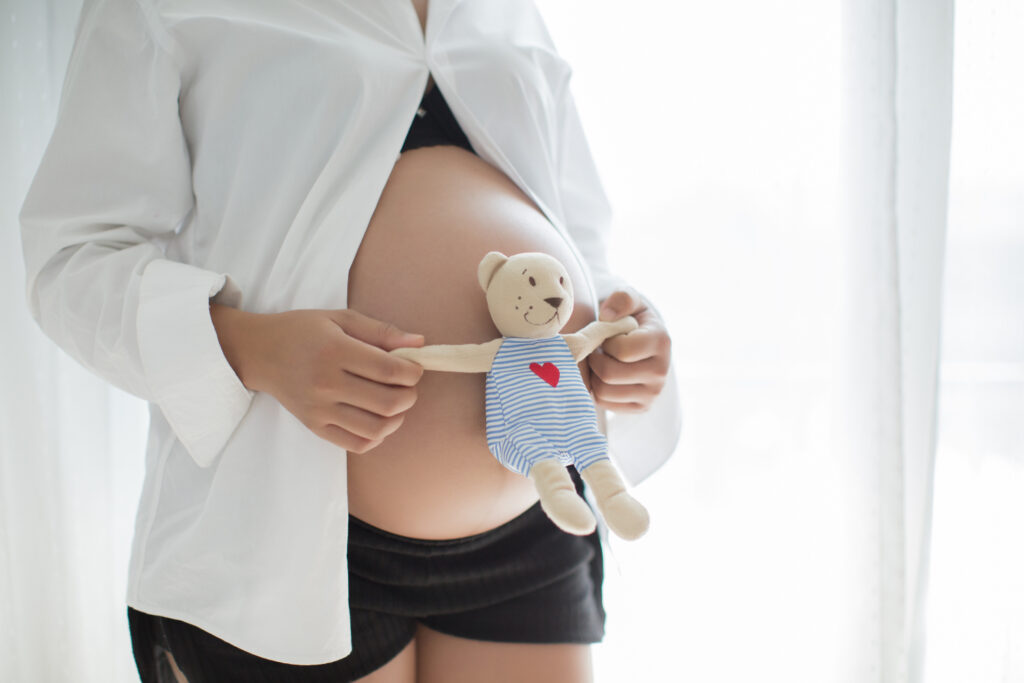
left=524, top=309, right=560, bottom=326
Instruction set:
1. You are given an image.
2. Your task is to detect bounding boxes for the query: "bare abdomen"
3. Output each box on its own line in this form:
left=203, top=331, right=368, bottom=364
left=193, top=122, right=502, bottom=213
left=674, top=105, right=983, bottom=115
left=346, top=145, right=596, bottom=539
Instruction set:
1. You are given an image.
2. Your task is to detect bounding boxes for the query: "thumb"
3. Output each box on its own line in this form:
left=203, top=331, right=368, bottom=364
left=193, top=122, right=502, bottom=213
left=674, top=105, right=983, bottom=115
left=333, top=310, right=425, bottom=351
left=599, top=290, right=640, bottom=322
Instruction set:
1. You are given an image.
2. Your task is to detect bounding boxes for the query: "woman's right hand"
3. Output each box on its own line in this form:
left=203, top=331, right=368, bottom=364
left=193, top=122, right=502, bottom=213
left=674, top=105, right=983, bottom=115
left=210, top=305, right=425, bottom=453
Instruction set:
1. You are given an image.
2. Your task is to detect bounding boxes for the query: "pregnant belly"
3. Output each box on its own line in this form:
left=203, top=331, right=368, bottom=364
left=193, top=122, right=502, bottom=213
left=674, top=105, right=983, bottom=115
left=346, top=145, right=597, bottom=539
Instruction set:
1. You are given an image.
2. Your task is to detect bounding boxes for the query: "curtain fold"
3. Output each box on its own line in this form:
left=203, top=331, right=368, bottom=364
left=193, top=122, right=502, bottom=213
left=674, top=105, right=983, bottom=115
left=894, top=3, right=954, bottom=681
left=837, top=1, right=954, bottom=681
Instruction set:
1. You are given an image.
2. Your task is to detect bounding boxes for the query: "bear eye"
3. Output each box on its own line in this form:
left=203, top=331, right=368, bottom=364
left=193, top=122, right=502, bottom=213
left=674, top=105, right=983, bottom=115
left=559, top=276, right=564, bottom=285
left=529, top=276, right=536, bottom=286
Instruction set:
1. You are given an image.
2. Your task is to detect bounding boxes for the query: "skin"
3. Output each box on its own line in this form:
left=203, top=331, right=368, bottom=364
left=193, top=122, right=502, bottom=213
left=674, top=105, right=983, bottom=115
left=210, top=305, right=425, bottom=454
left=345, top=146, right=582, bottom=539
left=201, top=1, right=672, bottom=680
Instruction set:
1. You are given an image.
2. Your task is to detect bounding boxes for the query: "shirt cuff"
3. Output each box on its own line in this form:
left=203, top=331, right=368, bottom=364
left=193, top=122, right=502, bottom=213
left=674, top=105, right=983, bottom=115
left=137, top=259, right=254, bottom=468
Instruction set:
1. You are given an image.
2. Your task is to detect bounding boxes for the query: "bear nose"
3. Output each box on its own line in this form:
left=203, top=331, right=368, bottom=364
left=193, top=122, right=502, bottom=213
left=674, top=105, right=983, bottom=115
left=544, top=297, right=563, bottom=309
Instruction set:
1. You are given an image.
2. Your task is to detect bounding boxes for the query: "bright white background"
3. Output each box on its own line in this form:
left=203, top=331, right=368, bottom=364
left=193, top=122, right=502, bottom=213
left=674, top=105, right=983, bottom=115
left=1, top=0, right=1021, bottom=681
left=539, top=1, right=849, bottom=679
left=535, top=0, right=1023, bottom=681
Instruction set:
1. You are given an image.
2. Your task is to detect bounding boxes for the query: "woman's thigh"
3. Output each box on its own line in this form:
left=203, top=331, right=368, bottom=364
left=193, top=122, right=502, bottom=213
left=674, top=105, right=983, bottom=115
left=353, top=640, right=416, bottom=683
left=413, top=624, right=593, bottom=683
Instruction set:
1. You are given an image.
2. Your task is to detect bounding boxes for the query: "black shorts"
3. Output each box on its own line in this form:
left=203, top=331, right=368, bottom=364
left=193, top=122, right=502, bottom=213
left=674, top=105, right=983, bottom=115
left=128, top=488, right=605, bottom=682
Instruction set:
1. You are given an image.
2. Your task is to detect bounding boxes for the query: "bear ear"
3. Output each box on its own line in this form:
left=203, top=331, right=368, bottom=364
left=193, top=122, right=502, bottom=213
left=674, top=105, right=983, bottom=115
left=478, top=251, right=508, bottom=292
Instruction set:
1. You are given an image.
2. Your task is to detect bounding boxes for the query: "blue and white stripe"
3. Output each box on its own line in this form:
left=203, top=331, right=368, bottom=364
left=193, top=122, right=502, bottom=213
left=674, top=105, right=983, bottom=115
left=485, top=335, right=608, bottom=476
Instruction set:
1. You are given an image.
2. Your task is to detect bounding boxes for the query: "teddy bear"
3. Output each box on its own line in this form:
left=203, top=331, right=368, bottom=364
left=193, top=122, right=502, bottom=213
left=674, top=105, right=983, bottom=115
left=391, top=251, right=650, bottom=540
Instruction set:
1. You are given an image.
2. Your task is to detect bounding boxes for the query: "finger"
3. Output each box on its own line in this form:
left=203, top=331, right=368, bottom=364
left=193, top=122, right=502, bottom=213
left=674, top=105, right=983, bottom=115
left=327, top=374, right=419, bottom=417
left=316, top=423, right=382, bottom=454
left=332, top=309, right=425, bottom=351
left=590, top=374, right=660, bottom=405
left=601, top=326, right=670, bottom=363
left=338, top=334, right=424, bottom=387
left=588, top=352, right=670, bottom=386
left=327, top=403, right=406, bottom=442
left=598, top=289, right=646, bottom=322
left=593, top=397, right=649, bottom=414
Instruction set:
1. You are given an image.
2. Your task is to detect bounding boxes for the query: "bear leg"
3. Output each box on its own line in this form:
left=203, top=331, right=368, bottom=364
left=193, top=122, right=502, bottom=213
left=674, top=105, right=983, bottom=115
left=579, top=460, right=650, bottom=540
left=529, top=460, right=597, bottom=536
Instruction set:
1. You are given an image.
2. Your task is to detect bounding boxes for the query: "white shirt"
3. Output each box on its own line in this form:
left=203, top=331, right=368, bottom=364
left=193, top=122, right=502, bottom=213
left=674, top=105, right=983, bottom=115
left=20, top=0, right=682, bottom=665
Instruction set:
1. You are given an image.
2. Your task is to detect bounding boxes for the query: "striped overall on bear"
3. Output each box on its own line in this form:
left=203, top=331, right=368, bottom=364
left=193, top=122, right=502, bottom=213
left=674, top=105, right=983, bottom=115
left=485, top=335, right=609, bottom=476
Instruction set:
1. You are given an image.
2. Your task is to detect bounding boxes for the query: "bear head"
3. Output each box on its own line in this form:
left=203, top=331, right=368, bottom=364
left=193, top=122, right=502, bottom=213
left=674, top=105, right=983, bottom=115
left=477, top=251, right=574, bottom=339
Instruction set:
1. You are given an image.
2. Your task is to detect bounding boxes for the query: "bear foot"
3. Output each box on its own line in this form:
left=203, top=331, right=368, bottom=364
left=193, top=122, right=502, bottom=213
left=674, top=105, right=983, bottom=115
left=529, top=460, right=597, bottom=536
left=580, top=460, right=650, bottom=540
left=596, top=490, right=650, bottom=541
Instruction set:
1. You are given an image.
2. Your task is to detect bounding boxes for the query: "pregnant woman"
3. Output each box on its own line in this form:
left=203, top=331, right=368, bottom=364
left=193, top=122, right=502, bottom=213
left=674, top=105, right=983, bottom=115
left=20, top=0, right=679, bottom=681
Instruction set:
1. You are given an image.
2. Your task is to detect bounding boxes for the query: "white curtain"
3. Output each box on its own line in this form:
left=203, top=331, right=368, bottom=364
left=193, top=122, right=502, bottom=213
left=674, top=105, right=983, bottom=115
left=539, top=0, right=1015, bottom=682
left=835, top=0, right=953, bottom=680
left=2, top=1, right=1019, bottom=682
left=923, top=1, right=1024, bottom=679
left=1, top=1, right=144, bottom=681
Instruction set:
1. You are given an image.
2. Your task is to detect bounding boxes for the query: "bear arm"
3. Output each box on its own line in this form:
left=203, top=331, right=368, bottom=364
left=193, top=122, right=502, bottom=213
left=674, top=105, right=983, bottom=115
left=564, top=316, right=639, bottom=361
left=390, top=338, right=502, bottom=373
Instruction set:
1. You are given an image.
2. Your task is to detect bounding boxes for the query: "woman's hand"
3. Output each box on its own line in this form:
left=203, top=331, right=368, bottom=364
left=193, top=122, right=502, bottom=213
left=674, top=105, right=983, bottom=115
left=586, top=288, right=672, bottom=413
left=210, top=305, right=425, bottom=453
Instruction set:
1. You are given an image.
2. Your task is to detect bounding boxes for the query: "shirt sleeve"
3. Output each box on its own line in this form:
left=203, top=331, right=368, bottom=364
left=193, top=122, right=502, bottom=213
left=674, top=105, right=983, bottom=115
left=19, top=0, right=253, bottom=468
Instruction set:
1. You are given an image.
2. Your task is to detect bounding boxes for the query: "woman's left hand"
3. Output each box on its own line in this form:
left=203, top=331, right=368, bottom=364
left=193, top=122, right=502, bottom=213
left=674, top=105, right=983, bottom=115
left=587, top=288, right=672, bottom=413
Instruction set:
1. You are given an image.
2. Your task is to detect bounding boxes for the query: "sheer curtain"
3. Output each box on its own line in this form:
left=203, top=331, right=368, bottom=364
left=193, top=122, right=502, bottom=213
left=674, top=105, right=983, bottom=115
left=2, top=3, right=144, bottom=682
left=539, top=0, right=1015, bottom=682
left=2, top=1, right=1019, bottom=682
left=923, top=0, right=1024, bottom=679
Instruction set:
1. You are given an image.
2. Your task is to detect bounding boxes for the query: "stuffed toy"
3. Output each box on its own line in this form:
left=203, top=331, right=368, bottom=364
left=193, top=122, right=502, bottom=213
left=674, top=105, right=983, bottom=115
left=391, top=251, right=650, bottom=540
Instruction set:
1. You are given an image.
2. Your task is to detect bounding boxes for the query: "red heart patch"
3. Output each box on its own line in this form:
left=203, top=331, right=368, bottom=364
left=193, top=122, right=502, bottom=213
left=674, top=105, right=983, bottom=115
left=529, top=362, right=560, bottom=387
